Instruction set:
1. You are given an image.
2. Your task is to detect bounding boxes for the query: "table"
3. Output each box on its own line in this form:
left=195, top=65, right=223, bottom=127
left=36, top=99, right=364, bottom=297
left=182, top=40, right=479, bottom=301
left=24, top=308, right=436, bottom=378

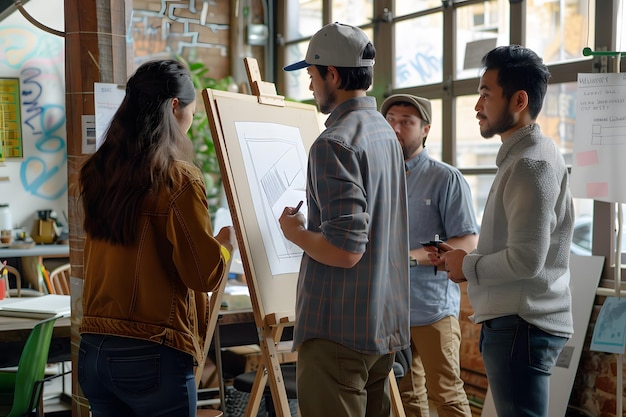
left=0, top=244, right=70, bottom=291
left=0, top=315, right=71, bottom=367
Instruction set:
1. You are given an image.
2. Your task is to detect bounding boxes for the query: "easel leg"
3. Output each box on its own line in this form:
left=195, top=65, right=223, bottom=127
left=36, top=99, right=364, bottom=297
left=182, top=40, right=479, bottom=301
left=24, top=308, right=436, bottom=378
left=244, top=365, right=268, bottom=417
left=389, top=369, right=406, bottom=417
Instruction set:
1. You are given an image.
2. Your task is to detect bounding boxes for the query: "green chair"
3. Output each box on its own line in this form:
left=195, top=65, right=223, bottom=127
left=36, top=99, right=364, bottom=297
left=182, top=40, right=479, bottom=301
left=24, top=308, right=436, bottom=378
left=0, top=316, right=58, bottom=417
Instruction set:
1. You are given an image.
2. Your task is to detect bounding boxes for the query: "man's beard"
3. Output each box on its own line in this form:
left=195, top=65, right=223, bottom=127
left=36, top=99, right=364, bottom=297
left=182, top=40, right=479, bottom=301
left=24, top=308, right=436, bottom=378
left=318, top=85, right=336, bottom=115
left=480, top=102, right=516, bottom=138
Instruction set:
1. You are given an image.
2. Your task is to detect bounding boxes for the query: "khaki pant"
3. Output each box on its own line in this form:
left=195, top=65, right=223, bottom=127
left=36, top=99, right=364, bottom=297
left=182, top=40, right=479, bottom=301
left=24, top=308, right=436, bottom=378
left=398, top=316, right=472, bottom=417
left=297, top=338, right=395, bottom=417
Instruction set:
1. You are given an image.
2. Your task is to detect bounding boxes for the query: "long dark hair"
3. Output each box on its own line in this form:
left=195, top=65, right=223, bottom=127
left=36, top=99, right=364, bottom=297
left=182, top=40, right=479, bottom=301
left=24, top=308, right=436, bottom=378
left=80, top=59, right=197, bottom=245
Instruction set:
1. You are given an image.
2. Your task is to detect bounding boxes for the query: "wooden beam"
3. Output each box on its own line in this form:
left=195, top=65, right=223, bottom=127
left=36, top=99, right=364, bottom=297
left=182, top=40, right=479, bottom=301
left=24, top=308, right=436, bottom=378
left=64, top=1, right=131, bottom=416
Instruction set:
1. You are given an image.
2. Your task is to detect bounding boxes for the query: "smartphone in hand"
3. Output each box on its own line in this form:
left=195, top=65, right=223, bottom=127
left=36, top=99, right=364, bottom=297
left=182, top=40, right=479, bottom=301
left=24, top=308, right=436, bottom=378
left=420, top=240, right=444, bottom=247
left=420, top=238, right=444, bottom=275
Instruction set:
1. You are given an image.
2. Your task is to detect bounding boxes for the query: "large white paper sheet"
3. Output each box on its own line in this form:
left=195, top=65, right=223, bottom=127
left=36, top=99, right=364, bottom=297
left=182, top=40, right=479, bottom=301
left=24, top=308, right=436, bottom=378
left=571, top=73, right=626, bottom=203
left=234, top=121, right=307, bottom=276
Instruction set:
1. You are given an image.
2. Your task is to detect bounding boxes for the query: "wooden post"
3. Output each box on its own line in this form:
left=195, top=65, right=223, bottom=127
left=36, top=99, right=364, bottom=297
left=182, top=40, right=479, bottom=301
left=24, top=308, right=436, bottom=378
left=64, top=1, right=131, bottom=415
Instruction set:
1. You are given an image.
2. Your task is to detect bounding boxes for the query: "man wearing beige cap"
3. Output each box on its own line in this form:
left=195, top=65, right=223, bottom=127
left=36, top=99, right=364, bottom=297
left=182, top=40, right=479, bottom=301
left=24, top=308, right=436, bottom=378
left=279, top=23, right=410, bottom=417
left=381, top=94, right=478, bottom=417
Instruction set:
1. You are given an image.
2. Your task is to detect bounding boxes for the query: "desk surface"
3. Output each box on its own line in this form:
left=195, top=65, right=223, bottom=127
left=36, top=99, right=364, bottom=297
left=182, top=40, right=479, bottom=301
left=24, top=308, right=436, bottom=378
left=0, top=315, right=71, bottom=343
left=0, top=244, right=69, bottom=258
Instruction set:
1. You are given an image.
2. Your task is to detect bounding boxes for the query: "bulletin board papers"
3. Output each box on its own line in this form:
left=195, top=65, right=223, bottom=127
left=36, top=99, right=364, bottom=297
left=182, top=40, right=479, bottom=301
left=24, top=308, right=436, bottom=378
left=571, top=73, right=626, bottom=203
left=590, top=296, right=626, bottom=354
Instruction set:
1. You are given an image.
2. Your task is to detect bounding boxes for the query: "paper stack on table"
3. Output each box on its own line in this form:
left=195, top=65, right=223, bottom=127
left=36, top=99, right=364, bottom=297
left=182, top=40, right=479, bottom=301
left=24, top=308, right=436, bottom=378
left=0, top=294, right=71, bottom=319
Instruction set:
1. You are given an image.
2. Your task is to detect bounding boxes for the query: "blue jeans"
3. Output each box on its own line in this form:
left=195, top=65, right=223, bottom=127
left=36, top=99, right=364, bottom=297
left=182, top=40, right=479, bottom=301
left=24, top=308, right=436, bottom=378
left=480, top=315, right=567, bottom=417
left=77, top=333, right=197, bottom=417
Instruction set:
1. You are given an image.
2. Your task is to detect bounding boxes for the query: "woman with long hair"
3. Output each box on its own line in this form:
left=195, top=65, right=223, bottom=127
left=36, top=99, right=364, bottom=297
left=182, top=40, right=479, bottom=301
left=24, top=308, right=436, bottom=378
left=77, top=59, right=236, bottom=417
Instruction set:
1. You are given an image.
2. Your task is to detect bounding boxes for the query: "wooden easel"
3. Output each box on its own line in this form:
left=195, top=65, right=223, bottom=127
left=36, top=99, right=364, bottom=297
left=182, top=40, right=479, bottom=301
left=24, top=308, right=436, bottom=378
left=237, top=57, right=293, bottom=417
left=194, top=257, right=231, bottom=387
left=195, top=271, right=230, bottom=417
left=203, top=57, right=406, bottom=417
left=202, top=57, right=306, bottom=417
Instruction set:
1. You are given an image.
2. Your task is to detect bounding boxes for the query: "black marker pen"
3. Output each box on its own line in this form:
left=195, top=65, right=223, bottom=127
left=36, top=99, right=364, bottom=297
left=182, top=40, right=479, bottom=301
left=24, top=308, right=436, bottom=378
left=293, top=200, right=304, bottom=214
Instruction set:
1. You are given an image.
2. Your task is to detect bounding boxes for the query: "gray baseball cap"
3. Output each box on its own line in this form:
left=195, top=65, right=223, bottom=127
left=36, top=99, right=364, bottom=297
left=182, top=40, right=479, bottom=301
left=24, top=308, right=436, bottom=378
left=380, top=94, right=432, bottom=124
left=284, top=22, right=375, bottom=71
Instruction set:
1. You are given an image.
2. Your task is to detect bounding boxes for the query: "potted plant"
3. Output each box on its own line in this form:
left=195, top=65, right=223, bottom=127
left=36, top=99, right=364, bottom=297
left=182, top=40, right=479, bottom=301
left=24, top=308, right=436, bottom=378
left=180, top=57, right=235, bottom=217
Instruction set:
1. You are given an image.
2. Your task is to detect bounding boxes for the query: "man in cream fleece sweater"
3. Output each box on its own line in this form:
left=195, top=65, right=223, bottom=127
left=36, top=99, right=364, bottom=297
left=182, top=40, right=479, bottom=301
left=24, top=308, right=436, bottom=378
left=428, top=45, right=574, bottom=417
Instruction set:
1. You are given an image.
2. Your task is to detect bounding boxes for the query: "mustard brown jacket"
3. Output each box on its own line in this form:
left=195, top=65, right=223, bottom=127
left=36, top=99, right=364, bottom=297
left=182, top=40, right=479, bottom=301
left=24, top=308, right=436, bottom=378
left=80, top=161, right=227, bottom=364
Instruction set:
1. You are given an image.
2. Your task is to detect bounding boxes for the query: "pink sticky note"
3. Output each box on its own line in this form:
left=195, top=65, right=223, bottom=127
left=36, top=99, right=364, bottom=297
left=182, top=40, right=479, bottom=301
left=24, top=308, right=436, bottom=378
left=576, top=150, right=599, bottom=166
left=586, top=182, right=609, bottom=198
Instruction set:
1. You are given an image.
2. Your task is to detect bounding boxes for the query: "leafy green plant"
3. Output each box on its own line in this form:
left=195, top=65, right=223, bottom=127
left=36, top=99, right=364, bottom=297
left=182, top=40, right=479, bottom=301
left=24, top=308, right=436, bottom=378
left=179, top=56, right=235, bottom=216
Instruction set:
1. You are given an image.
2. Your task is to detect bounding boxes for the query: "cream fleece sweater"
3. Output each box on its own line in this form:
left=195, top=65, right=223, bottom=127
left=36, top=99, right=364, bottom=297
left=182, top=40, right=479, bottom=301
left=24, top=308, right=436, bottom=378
left=464, top=124, right=574, bottom=338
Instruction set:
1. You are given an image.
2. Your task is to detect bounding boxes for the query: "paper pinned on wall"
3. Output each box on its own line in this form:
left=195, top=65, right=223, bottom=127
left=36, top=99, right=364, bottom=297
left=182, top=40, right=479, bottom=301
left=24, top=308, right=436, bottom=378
left=81, top=115, right=96, bottom=154
left=571, top=72, right=626, bottom=203
left=94, top=82, right=126, bottom=150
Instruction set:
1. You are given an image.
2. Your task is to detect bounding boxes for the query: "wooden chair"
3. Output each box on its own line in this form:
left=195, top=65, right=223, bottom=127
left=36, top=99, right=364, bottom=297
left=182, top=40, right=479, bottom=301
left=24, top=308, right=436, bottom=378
left=1, top=265, right=45, bottom=298
left=1, top=265, right=21, bottom=298
left=49, top=264, right=70, bottom=295
left=45, top=263, right=72, bottom=403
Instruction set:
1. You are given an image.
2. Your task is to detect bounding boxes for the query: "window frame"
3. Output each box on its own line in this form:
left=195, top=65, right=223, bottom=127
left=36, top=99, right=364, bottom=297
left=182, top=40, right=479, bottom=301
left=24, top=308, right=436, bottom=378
left=275, top=0, right=625, bottom=277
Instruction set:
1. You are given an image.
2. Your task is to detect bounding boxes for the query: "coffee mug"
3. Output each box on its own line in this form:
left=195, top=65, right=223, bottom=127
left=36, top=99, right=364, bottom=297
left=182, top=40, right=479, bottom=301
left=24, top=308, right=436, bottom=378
left=0, top=229, right=11, bottom=244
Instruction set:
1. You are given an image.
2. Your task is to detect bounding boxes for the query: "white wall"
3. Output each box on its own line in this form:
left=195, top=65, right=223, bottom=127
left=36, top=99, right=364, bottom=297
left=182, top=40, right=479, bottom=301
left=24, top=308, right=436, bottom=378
left=0, top=0, right=66, bottom=233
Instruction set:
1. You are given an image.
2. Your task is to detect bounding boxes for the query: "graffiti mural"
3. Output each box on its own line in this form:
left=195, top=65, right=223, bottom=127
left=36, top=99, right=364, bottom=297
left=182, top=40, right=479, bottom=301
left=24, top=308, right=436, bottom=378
left=131, top=0, right=229, bottom=78
left=0, top=12, right=66, bottom=227
left=20, top=65, right=67, bottom=200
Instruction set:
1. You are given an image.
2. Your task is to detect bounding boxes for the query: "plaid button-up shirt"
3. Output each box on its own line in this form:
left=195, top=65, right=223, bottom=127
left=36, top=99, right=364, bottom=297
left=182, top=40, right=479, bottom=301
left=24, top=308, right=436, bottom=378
left=293, top=96, right=410, bottom=355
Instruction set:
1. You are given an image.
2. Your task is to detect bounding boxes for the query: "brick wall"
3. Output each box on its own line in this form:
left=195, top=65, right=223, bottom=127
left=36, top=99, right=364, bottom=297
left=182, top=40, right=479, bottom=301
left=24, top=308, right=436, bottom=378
left=569, top=298, right=626, bottom=417
left=458, top=282, right=487, bottom=415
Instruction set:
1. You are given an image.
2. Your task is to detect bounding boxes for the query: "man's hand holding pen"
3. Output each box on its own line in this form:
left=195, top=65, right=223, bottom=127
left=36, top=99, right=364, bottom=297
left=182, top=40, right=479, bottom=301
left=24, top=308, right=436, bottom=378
left=279, top=200, right=306, bottom=243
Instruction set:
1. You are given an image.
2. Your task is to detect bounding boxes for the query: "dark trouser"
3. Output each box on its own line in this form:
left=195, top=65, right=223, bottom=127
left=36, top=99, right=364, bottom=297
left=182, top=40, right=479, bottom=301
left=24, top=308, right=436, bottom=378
left=297, top=338, right=395, bottom=417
